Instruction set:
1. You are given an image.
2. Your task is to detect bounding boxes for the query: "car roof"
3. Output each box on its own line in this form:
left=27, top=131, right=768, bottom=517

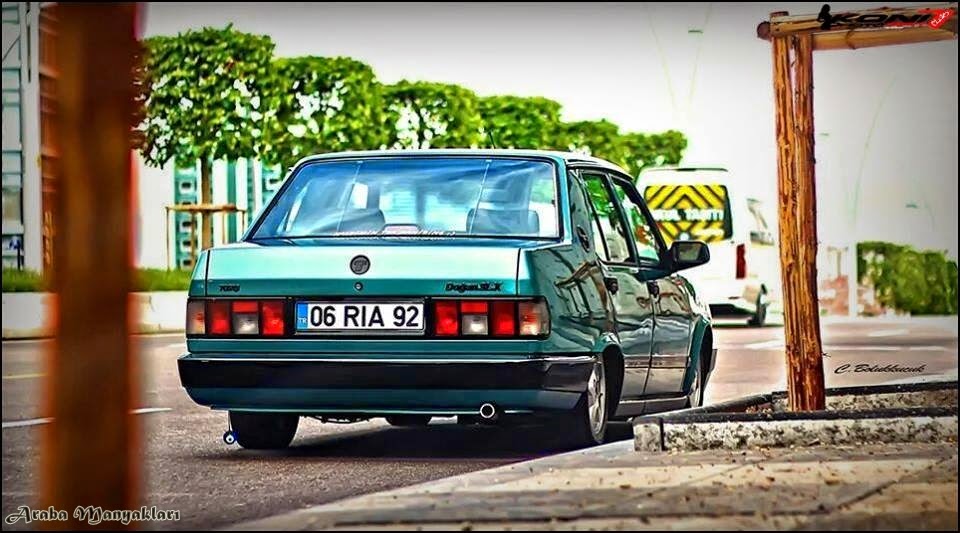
left=293, top=149, right=631, bottom=175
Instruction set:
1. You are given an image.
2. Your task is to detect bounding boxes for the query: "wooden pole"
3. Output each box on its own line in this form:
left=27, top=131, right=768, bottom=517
left=772, top=31, right=824, bottom=411
left=41, top=4, right=140, bottom=528
left=791, top=34, right=826, bottom=411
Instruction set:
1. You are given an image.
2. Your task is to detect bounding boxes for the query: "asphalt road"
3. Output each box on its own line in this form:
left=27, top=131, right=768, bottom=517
left=2, top=317, right=957, bottom=530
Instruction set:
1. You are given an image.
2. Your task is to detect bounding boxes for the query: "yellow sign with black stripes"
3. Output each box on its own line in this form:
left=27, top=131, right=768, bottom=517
left=643, top=184, right=730, bottom=244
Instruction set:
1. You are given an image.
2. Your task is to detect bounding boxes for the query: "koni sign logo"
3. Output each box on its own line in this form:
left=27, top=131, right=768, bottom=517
left=816, top=4, right=956, bottom=31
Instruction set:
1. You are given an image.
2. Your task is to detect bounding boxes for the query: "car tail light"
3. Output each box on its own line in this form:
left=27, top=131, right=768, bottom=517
left=736, top=243, right=747, bottom=279
left=518, top=300, right=550, bottom=336
left=261, top=301, right=285, bottom=336
left=186, top=300, right=206, bottom=335
left=433, top=299, right=546, bottom=338
left=460, top=301, right=489, bottom=336
left=188, top=299, right=287, bottom=337
left=208, top=301, right=231, bottom=335
left=434, top=301, right=459, bottom=336
left=491, top=301, right=516, bottom=336
left=232, top=301, right=260, bottom=335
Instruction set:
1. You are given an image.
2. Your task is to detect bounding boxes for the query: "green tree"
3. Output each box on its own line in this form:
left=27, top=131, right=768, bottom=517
left=560, top=119, right=627, bottom=165
left=620, top=130, right=688, bottom=177
left=384, top=81, right=483, bottom=149
left=265, top=56, right=386, bottom=169
left=477, top=95, right=563, bottom=149
left=139, top=26, right=277, bottom=249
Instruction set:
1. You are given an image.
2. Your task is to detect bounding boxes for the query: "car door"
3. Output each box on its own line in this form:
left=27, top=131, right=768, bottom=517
left=579, top=170, right=654, bottom=414
left=608, top=176, right=695, bottom=395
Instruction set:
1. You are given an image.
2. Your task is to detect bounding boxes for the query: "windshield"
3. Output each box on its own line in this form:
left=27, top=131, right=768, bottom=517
left=251, top=157, right=559, bottom=240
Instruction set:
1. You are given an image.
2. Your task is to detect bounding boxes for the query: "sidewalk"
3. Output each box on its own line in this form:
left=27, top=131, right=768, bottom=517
left=235, top=439, right=958, bottom=531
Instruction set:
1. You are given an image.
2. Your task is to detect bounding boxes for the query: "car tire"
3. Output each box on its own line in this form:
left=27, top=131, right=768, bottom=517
left=566, top=357, right=607, bottom=446
left=385, top=415, right=432, bottom=427
left=686, top=349, right=708, bottom=408
left=229, top=411, right=299, bottom=450
left=747, top=292, right=768, bottom=327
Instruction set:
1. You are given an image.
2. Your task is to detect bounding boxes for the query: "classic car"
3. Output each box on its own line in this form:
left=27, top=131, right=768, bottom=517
left=178, top=149, right=715, bottom=449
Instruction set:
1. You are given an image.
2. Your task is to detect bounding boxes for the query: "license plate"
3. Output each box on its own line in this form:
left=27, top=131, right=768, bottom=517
left=296, top=302, right=424, bottom=333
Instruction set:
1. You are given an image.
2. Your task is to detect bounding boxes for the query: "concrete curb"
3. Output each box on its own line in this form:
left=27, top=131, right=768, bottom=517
left=635, top=408, right=958, bottom=452
left=634, top=381, right=959, bottom=452
left=2, top=291, right=187, bottom=339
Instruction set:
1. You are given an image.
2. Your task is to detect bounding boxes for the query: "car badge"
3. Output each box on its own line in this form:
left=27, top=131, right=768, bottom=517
left=350, top=255, right=370, bottom=275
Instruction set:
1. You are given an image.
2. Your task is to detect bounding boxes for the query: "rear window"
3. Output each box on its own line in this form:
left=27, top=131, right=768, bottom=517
left=251, top=157, right=559, bottom=240
left=643, top=183, right=732, bottom=244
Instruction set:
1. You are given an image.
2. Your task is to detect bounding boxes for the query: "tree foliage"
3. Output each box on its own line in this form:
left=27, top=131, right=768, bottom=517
left=266, top=56, right=386, bottom=169
left=385, top=81, right=483, bottom=149
left=477, top=96, right=564, bottom=149
left=139, top=25, right=276, bottom=167
left=138, top=26, right=690, bottom=183
left=858, top=241, right=958, bottom=315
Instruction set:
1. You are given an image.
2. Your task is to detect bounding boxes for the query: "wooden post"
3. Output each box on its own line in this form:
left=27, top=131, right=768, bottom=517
left=791, top=33, right=826, bottom=411
left=758, top=3, right=956, bottom=411
left=771, top=27, right=827, bottom=412
left=41, top=4, right=140, bottom=528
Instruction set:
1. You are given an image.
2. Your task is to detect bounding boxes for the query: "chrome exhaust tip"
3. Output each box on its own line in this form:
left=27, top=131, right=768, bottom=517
left=479, top=403, right=498, bottom=421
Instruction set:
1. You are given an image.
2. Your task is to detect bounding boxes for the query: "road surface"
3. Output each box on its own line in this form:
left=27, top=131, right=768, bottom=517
left=2, top=317, right=956, bottom=529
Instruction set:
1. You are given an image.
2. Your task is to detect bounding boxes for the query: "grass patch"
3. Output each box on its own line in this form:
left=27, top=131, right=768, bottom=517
left=1, top=268, right=46, bottom=292
left=3, top=268, right=192, bottom=292
left=134, top=268, right=193, bottom=292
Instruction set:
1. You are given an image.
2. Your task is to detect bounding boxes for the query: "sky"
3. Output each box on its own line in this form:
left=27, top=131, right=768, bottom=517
left=143, top=2, right=959, bottom=258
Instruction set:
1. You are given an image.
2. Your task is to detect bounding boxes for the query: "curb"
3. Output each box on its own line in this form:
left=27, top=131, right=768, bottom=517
left=2, top=291, right=187, bottom=339
left=634, top=380, right=959, bottom=452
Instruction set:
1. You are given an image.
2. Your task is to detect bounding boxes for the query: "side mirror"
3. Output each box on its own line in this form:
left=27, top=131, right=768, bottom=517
left=669, top=240, right=710, bottom=271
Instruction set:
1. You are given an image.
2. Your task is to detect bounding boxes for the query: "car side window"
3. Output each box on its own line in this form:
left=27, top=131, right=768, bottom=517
left=582, top=173, right=633, bottom=264
left=568, top=172, right=609, bottom=261
left=611, top=179, right=662, bottom=263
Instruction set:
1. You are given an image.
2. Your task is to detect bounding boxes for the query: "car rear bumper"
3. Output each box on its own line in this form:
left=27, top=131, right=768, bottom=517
left=178, top=354, right=594, bottom=415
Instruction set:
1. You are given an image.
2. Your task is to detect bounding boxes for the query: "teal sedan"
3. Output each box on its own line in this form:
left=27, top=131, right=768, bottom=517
left=178, top=150, right=715, bottom=449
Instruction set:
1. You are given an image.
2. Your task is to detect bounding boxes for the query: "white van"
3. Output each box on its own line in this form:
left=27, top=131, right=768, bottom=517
left=638, top=166, right=780, bottom=326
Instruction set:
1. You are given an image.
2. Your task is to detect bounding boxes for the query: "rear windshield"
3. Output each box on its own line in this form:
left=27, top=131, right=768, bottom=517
left=251, top=157, right=559, bottom=240
left=642, top=183, right=732, bottom=244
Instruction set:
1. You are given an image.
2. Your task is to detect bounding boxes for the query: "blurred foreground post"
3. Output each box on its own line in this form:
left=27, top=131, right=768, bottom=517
left=41, top=3, right=140, bottom=528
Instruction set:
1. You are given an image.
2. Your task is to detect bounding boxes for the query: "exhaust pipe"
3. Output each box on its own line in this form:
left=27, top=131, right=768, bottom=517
left=478, top=403, right=498, bottom=421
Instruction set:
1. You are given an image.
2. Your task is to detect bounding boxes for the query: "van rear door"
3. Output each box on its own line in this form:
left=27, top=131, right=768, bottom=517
left=642, top=180, right=735, bottom=282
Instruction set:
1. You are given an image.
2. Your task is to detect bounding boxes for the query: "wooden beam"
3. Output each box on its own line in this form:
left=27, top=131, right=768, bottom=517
left=767, top=4, right=956, bottom=36
left=41, top=4, right=140, bottom=528
left=812, top=25, right=956, bottom=50
left=757, top=3, right=957, bottom=48
left=790, top=34, right=826, bottom=411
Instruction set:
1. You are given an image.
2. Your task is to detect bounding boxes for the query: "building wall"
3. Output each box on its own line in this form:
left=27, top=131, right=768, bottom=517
left=1, top=2, right=41, bottom=271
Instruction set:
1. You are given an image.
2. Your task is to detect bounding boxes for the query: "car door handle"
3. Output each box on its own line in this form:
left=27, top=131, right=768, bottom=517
left=604, top=277, right=620, bottom=295
left=646, top=281, right=660, bottom=297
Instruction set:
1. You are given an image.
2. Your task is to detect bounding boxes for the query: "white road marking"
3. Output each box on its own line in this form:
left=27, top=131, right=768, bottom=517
left=2, top=373, right=44, bottom=380
left=2, top=407, right=171, bottom=430
left=743, top=340, right=785, bottom=350
left=1, top=418, right=52, bottom=429
left=867, top=329, right=909, bottom=338
left=165, top=343, right=186, bottom=349
left=131, top=407, right=172, bottom=415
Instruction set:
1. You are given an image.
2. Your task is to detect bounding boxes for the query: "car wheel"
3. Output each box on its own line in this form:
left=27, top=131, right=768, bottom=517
left=686, top=351, right=708, bottom=408
left=385, top=415, right=432, bottom=427
left=747, top=292, right=768, bottom=327
left=229, top=411, right=299, bottom=450
left=567, top=357, right=607, bottom=446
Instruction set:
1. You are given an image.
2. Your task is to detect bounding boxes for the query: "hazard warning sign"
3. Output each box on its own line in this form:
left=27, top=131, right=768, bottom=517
left=643, top=184, right=731, bottom=244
